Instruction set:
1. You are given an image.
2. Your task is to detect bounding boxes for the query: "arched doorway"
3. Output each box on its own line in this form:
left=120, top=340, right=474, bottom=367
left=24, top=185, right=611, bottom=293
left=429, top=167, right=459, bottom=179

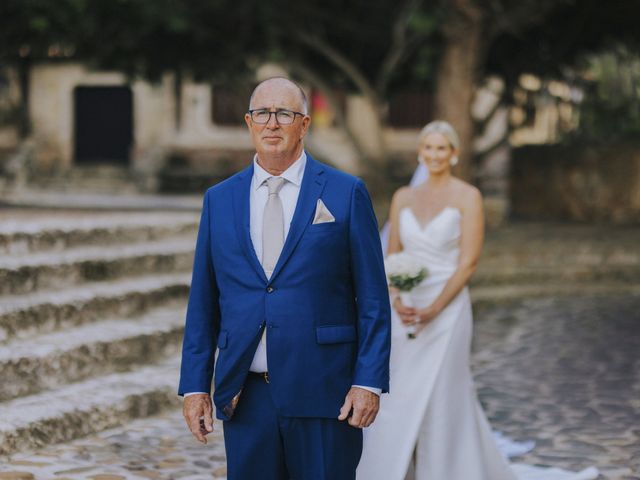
left=74, top=86, right=133, bottom=165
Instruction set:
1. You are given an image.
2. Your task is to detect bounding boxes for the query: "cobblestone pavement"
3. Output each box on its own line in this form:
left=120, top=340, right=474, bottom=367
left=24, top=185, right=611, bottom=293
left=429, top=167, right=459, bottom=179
left=1, top=292, right=639, bottom=479
left=0, top=411, right=226, bottom=479
left=473, top=292, right=640, bottom=480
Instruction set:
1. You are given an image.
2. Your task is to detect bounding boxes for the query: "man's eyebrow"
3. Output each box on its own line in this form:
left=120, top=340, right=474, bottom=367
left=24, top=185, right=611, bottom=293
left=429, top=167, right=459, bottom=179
left=251, top=107, right=295, bottom=111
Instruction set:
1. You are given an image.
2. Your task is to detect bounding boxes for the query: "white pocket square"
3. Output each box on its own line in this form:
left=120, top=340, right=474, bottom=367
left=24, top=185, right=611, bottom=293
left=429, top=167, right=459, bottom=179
left=312, top=199, right=335, bottom=224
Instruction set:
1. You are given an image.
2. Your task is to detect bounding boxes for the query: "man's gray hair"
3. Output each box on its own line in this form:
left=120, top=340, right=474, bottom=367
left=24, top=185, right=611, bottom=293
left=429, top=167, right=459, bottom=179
left=249, top=77, right=309, bottom=115
left=418, top=120, right=460, bottom=150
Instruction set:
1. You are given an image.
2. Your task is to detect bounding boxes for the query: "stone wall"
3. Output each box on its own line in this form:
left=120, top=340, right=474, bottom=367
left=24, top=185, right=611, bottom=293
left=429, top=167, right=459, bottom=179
left=157, top=147, right=255, bottom=194
left=29, top=63, right=175, bottom=173
left=510, top=143, right=640, bottom=224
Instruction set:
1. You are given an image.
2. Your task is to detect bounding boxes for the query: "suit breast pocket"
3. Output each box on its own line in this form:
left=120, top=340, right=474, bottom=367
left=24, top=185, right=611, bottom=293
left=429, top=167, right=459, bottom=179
left=306, top=221, right=340, bottom=235
left=299, top=223, right=349, bottom=272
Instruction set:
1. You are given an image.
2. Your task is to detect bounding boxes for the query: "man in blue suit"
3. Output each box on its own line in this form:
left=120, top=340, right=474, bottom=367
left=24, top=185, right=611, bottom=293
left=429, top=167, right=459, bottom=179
left=179, top=77, right=391, bottom=480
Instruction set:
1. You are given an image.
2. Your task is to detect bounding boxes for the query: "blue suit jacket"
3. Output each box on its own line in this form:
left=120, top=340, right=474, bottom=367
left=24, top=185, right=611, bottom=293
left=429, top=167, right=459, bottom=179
left=178, top=154, right=391, bottom=420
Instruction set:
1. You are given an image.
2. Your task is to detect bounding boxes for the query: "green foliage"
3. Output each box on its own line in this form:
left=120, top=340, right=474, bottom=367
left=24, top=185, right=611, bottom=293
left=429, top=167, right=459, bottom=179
left=0, top=0, right=439, bottom=96
left=481, top=0, right=640, bottom=143
left=572, top=50, right=640, bottom=142
left=265, top=0, right=442, bottom=94
left=71, top=0, right=266, bottom=81
left=0, top=0, right=267, bottom=82
left=3, top=0, right=640, bottom=139
left=388, top=271, right=427, bottom=291
left=0, top=0, right=86, bottom=62
left=485, top=0, right=640, bottom=87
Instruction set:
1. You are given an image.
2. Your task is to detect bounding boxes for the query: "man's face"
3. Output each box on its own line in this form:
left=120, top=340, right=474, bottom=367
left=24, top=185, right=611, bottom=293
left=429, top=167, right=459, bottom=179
left=244, top=82, right=310, bottom=162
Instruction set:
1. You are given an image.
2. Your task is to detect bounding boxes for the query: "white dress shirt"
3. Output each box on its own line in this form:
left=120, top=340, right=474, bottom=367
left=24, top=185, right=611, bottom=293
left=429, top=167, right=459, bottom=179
left=248, top=152, right=306, bottom=372
left=185, top=151, right=380, bottom=396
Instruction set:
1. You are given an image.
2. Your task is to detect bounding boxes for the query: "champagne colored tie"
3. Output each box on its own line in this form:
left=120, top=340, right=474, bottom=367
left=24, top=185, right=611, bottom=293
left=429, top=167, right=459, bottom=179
left=262, top=177, right=286, bottom=278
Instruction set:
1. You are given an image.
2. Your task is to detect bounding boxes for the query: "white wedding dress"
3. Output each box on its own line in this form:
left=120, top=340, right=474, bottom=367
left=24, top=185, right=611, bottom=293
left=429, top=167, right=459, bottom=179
left=357, top=206, right=598, bottom=480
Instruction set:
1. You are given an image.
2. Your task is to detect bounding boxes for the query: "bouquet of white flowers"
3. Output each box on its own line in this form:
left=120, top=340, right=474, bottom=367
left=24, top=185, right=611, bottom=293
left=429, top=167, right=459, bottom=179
left=384, top=252, right=428, bottom=339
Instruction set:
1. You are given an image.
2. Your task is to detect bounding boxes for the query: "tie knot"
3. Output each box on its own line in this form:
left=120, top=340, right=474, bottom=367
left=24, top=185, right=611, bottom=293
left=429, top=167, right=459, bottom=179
left=265, top=176, right=286, bottom=195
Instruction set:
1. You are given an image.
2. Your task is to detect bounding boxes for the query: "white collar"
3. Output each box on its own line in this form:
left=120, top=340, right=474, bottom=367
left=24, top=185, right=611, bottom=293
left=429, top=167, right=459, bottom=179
left=252, top=151, right=307, bottom=190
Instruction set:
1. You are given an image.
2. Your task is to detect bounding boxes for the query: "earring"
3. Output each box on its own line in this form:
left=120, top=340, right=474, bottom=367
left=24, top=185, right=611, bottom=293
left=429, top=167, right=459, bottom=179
left=450, top=156, right=459, bottom=166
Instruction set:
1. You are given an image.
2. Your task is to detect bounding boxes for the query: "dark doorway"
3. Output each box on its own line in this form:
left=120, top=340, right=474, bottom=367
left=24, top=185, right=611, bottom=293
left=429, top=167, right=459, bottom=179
left=74, top=86, right=133, bottom=165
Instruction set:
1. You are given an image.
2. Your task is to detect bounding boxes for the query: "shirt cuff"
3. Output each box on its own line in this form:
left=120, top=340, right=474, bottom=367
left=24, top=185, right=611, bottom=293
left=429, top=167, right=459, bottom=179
left=352, top=385, right=382, bottom=396
left=183, top=392, right=208, bottom=397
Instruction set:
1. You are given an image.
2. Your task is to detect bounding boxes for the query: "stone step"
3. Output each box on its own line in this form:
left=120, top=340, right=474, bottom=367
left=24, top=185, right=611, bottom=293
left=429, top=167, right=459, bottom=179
left=0, top=237, right=195, bottom=295
left=0, top=303, right=186, bottom=402
left=481, top=242, right=639, bottom=259
left=0, top=212, right=198, bottom=255
left=30, top=166, right=141, bottom=194
left=470, top=282, right=640, bottom=310
left=0, top=273, right=191, bottom=343
left=0, top=192, right=202, bottom=211
left=472, top=262, right=640, bottom=287
left=0, top=357, right=182, bottom=456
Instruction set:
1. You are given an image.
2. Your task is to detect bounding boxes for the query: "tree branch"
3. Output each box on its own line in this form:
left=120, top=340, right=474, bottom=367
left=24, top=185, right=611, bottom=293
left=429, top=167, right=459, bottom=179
left=292, top=30, right=382, bottom=113
left=473, top=79, right=507, bottom=126
left=438, top=0, right=485, bottom=44
left=485, top=0, right=569, bottom=39
left=475, top=134, right=509, bottom=159
left=284, top=59, right=377, bottom=172
left=375, top=0, right=424, bottom=96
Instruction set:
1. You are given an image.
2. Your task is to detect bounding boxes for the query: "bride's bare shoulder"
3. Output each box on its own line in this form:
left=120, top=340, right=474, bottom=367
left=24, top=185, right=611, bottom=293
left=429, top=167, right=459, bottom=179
left=451, top=178, right=482, bottom=209
left=391, top=185, right=414, bottom=209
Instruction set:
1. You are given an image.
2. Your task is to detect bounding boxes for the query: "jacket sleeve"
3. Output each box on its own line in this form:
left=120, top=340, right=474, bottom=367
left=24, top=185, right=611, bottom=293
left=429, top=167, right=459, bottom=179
left=348, top=179, right=391, bottom=392
left=178, top=190, right=221, bottom=395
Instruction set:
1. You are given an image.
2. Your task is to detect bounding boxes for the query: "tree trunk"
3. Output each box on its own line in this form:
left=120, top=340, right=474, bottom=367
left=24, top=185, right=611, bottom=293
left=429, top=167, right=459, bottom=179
left=17, top=58, right=31, bottom=138
left=434, top=7, right=484, bottom=181
left=173, top=68, right=183, bottom=131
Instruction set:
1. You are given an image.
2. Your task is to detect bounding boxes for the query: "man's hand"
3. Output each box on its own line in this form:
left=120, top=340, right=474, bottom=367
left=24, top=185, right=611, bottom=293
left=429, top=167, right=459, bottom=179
left=338, top=387, right=380, bottom=428
left=183, top=393, right=214, bottom=444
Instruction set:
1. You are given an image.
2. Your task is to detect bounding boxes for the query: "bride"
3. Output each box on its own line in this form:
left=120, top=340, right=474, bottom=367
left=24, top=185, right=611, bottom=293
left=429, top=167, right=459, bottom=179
left=357, top=121, right=598, bottom=480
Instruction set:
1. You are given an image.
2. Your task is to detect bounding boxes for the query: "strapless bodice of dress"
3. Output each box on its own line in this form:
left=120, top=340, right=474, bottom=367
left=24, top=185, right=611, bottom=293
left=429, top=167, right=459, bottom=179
left=398, top=206, right=461, bottom=307
left=399, top=206, right=461, bottom=277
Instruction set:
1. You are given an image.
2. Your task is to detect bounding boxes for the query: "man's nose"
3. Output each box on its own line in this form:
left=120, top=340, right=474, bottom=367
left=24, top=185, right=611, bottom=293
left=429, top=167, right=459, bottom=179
left=266, top=113, right=280, bottom=128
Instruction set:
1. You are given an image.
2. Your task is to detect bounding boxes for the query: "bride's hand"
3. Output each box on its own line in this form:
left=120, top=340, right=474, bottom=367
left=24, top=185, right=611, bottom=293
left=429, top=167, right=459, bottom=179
left=415, top=305, right=440, bottom=330
left=410, top=306, right=440, bottom=336
left=392, top=297, right=417, bottom=325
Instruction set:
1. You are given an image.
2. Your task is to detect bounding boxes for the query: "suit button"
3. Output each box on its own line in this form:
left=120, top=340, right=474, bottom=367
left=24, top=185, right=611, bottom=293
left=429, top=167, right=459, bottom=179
left=266, top=286, right=274, bottom=293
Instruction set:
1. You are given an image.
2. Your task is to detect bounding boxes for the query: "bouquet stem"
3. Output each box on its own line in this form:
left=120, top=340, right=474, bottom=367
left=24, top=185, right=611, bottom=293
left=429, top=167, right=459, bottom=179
left=399, top=291, right=417, bottom=339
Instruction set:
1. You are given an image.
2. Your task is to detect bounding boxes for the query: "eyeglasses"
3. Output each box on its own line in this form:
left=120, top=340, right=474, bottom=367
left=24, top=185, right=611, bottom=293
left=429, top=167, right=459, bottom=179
left=248, top=108, right=305, bottom=125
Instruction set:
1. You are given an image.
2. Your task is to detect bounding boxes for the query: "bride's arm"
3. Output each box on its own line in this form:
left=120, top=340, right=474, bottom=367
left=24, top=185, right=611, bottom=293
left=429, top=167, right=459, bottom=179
left=416, top=187, right=484, bottom=327
left=386, top=187, right=418, bottom=323
left=386, top=187, right=407, bottom=256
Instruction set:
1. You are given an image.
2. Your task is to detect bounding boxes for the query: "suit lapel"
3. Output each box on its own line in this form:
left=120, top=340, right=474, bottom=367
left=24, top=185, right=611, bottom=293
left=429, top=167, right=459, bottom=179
left=232, top=164, right=268, bottom=283
left=270, top=155, right=326, bottom=281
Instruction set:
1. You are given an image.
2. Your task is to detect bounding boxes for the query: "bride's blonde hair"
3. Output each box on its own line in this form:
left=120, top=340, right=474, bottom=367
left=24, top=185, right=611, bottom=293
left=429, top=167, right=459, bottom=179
left=418, top=121, right=460, bottom=151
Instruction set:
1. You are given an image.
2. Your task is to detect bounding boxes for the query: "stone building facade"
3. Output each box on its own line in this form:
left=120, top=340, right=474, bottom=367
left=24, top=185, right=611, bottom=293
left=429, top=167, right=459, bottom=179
left=0, top=62, right=429, bottom=191
left=3, top=62, right=611, bottom=224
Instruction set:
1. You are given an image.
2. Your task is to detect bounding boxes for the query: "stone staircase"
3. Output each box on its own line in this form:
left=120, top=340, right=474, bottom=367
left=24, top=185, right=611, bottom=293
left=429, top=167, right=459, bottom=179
left=470, top=223, right=640, bottom=307
left=28, top=166, right=142, bottom=194
left=0, top=211, right=199, bottom=456
left=0, top=210, right=637, bottom=459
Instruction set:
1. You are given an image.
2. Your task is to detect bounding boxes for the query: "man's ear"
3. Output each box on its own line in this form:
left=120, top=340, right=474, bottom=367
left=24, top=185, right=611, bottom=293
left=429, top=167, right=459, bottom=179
left=244, top=113, right=252, bottom=129
left=300, top=115, right=311, bottom=139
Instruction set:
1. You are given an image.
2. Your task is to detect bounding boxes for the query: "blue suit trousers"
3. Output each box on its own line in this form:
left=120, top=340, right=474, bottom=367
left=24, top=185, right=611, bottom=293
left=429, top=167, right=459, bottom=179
left=223, top=375, right=363, bottom=480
